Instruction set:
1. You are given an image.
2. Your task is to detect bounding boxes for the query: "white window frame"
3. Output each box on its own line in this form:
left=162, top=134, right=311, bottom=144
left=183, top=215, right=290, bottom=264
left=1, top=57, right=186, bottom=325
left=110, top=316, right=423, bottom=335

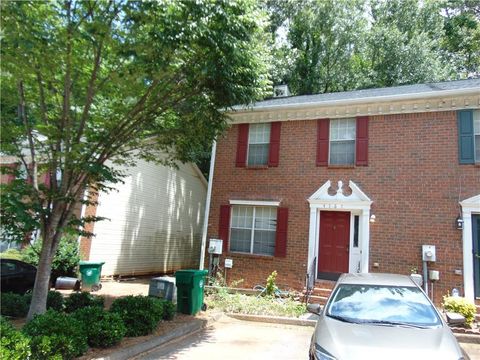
left=329, top=118, right=356, bottom=165
left=247, top=123, right=271, bottom=166
left=229, top=200, right=278, bottom=256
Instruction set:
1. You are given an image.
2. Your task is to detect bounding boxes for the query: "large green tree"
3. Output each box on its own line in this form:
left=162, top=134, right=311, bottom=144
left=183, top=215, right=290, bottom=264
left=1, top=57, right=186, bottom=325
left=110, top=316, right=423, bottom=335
left=1, top=0, right=271, bottom=320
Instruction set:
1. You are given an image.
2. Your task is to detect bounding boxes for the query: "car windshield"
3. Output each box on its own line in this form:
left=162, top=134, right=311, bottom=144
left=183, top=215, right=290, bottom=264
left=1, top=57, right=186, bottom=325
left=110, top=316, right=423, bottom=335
left=326, top=284, right=442, bottom=327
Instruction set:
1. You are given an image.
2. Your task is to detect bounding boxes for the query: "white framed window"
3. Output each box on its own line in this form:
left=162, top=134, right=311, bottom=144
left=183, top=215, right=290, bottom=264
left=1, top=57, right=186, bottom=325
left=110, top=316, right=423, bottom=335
left=247, top=123, right=270, bottom=166
left=329, top=118, right=356, bottom=165
left=230, top=205, right=277, bottom=256
left=474, top=110, right=480, bottom=163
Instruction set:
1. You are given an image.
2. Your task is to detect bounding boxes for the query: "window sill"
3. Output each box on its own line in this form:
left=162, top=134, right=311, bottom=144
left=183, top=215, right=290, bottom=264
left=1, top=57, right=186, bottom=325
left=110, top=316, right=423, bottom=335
left=245, top=165, right=269, bottom=170
left=227, top=251, right=275, bottom=260
left=327, top=165, right=356, bottom=169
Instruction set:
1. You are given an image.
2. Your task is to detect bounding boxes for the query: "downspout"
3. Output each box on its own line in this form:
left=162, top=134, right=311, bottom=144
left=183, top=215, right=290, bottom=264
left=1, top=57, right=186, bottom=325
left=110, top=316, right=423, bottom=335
left=199, top=140, right=217, bottom=270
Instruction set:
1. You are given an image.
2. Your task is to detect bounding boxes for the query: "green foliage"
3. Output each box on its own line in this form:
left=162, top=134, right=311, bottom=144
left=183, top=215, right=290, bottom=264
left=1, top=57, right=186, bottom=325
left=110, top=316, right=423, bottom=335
left=0, top=316, right=32, bottom=360
left=206, top=292, right=305, bottom=318
left=110, top=295, right=165, bottom=336
left=443, top=295, right=476, bottom=327
left=64, top=292, right=104, bottom=313
left=161, top=300, right=176, bottom=321
left=0, top=248, right=22, bottom=260
left=265, top=271, right=278, bottom=296
left=21, top=236, right=80, bottom=280
left=71, top=306, right=126, bottom=348
left=22, top=310, right=88, bottom=360
left=0, top=292, right=29, bottom=318
left=24, top=291, right=65, bottom=312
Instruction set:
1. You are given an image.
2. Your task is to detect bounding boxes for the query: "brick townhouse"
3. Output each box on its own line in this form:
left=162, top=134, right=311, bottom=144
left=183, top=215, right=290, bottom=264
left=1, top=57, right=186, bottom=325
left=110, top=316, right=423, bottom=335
left=204, top=78, right=480, bottom=305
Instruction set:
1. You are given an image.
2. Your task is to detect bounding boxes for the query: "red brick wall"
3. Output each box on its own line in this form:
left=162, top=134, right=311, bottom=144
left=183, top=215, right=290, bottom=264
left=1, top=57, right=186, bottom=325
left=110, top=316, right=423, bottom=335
left=207, top=111, right=480, bottom=304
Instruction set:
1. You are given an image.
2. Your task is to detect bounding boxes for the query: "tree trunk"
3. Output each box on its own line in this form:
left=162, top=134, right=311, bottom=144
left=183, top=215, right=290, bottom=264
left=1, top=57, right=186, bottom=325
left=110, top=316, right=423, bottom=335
left=26, top=234, right=55, bottom=321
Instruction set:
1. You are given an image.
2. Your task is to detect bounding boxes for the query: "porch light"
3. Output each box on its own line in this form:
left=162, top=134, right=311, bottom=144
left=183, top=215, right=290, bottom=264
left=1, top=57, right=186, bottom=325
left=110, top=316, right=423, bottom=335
left=369, top=214, right=376, bottom=223
left=455, top=216, right=464, bottom=230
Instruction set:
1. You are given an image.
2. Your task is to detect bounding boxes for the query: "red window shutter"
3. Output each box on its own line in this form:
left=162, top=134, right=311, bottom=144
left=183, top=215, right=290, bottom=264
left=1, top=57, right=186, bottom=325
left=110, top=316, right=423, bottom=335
left=316, top=119, right=330, bottom=166
left=235, top=124, right=249, bottom=167
left=356, top=116, right=369, bottom=166
left=219, top=205, right=231, bottom=253
left=42, top=171, right=51, bottom=189
left=268, top=122, right=281, bottom=167
left=275, top=207, right=289, bottom=257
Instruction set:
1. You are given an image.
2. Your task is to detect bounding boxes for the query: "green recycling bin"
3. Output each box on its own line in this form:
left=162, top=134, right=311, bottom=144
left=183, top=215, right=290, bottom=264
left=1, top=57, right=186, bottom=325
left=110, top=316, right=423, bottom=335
left=175, top=269, right=208, bottom=315
left=79, top=261, right=105, bottom=292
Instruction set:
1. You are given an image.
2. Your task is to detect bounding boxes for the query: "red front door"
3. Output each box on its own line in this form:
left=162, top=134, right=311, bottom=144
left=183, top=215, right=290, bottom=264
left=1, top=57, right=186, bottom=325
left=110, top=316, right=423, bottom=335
left=318, top=211, right=350, bottom=275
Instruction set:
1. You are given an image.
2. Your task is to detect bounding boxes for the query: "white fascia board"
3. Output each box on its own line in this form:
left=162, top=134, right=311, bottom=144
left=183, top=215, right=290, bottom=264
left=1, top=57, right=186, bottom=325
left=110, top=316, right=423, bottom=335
left=229, top=200, right=280, bottom=207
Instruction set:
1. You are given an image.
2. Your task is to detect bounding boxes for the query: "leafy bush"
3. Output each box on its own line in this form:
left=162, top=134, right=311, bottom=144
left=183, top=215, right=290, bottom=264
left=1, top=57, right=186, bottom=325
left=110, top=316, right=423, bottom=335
left=22, top=235, right=80, bottom=281
left=24, top=290, right=64, bottom=312
left=265, top=271, right=278, bottom=296
left=110, top=295, right=164, bottom=336
left=0, top=316, right=31, bottom=360
left=161, top=299, right=176, bottom=320
left=0, top=248, right=23, bottom=260
left=443, top=295, right=476, bottom=327
left=71, top=306, right=126, bottom=348
left=0, top=292, right=29, bottom=318
left=64, top=291, right=104, bottom=313
left=23, top=310, right=88, bottom=360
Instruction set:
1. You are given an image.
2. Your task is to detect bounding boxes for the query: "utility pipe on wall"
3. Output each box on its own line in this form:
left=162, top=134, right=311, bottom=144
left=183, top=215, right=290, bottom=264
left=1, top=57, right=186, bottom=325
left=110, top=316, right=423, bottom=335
left=199, top=140, right=217, bottom=270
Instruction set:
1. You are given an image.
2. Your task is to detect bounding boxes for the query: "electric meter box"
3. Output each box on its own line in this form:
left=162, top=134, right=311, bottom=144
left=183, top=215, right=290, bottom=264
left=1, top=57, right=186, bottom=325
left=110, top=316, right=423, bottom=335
left=208, top=239, right=223, bottom=255
left=422, top=245, right=436, bottom=262
left=149, top=276, right=177, bottom=303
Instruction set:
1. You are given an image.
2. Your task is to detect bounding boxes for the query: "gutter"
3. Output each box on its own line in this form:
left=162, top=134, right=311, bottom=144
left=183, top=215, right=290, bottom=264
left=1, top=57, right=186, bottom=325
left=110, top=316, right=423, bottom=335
left=229, top=87, right=480, bottom=114
left=199, top=140, right=217, bottom=270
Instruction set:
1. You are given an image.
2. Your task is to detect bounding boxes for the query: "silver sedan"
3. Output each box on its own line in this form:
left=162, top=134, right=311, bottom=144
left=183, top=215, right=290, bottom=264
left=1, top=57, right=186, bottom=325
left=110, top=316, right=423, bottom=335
left=308, top=273, right=467, bottom=360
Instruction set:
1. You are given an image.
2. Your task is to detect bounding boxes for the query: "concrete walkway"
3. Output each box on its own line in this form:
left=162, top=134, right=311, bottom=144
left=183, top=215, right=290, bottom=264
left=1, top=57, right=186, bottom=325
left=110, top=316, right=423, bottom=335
left=134, top=316, right=312, bottom=360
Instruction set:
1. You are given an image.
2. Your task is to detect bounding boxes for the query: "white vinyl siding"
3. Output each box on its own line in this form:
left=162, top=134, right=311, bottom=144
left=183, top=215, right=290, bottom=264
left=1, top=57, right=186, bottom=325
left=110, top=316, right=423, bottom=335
left=88, top=158, right=206, bottom=276
left=247, top=123, right=270, bottom=166
left=330, top=118, right=356, bottom=165
left=474, top=110, right=480, bottom=162
left=230, top=205, right=276, bottom=256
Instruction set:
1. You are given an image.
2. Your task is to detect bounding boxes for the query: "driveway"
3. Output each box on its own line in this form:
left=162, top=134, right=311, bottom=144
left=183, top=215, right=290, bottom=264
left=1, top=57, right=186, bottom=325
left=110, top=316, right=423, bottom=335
left=135, top=316, right=312, bottom=360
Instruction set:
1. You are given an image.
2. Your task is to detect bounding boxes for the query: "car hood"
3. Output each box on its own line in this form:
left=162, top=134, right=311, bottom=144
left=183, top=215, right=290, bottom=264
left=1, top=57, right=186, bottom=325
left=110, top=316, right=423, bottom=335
left=314, top=316, right=463, bottom=360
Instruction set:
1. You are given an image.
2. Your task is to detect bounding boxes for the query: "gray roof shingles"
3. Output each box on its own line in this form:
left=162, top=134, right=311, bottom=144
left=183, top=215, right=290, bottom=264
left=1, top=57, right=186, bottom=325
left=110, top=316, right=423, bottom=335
left=235, top=78, right=480, bottom=110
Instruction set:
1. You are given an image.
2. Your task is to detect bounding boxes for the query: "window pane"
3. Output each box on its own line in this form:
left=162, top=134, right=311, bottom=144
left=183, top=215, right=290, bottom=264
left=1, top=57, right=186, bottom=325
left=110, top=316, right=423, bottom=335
left=230, top=228, right=251, bottom=252
left=330, top=140, right=355, bottom=165
left=253, top=230, right=275, bottom=256
left=474, top=110, right=480, bottom=134
left=248, top=144, right=269, bottom=166
left=255, top=207, right=277, bottom=230
left=249, top=123, right=271, bottom=144
left=330, top=118, right=355, bottom=141
left=231, top=206, right=253, bottom=228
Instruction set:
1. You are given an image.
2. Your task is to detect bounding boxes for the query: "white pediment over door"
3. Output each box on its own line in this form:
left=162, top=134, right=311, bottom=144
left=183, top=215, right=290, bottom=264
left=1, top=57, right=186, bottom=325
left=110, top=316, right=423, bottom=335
left=460, top=194, right=480, bottom=211
left=308, top=180, right=372, bottom=209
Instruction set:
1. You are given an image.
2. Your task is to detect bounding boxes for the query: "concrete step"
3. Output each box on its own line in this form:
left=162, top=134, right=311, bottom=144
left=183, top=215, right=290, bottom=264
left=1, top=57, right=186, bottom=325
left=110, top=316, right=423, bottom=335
left=307, top=294, right=329, bottom=305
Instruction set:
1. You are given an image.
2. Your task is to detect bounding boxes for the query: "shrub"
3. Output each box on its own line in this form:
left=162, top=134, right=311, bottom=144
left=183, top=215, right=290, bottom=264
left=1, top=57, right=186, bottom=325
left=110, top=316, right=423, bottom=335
left=71, top=306, right=126, bottom=348
left=0, top=316, right=31, bottom=360
left=0, top=292, right=29, bottom=318
left=443, top=295, right=476, bottom=327
left=161, top=299, right=176, bottom=320
left=25, top=290, right=64, bottom=312
left=110, top=295, right=164, bottom=336
left=22, top=310, right=88, bottom=360
left=22, top=235, right=80, bottom=281
left=265, top=271, right=278, bottom=296
left=64, top=291, right=104, bottom=313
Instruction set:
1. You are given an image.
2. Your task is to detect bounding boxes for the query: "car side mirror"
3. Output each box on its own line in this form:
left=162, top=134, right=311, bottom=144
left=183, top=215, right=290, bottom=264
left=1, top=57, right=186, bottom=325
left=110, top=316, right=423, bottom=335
left=445, top=312, right=465, bottom=326
left=307, top=303, right=322, bottom=315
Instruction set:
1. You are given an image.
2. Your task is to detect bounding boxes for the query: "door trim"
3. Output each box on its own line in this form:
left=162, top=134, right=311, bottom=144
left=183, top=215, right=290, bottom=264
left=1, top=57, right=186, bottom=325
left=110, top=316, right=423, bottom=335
left=308, top=180, right=373, bottom=280
left=460, top=194, right=480, bottom=301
